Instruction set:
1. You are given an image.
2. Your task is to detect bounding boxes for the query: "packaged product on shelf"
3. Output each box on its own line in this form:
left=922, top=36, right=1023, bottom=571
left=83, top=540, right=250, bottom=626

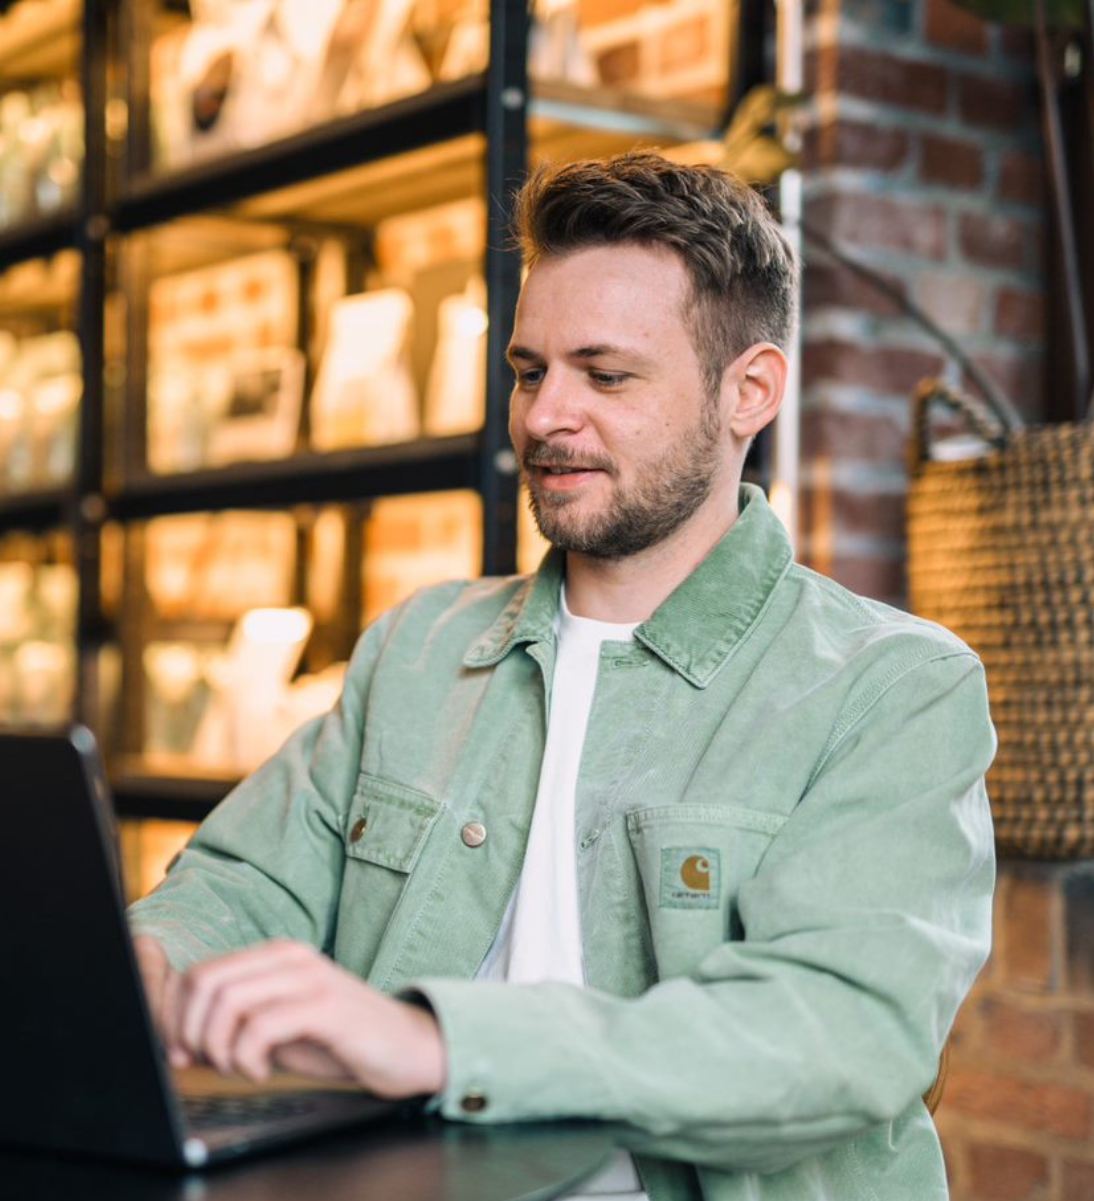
left=423, top=274, right=486, bottom=436
left=200, top=516, right=297, bottom=618
left=0, top=330, right=81, bottom=493
left=191, top=606, right=313, bottom=771
left=147, top=249, right=299, bottom=472
left=432, top=0, right=488, bottom=81
left=0, top=559, right=77, bottom=726
left=529, top=0, right=598, bottom=85
left=143, top=641, right=213, bottom=759
left=144, top=514, right=213, bottom=619
left=144, top=511, right=297, bottom=621
left=362, top=490, right=480, bottom=624
left=29, top=371, right=80, bottom=484
left=205, top=345, right=305, bottom=465
left=149, top=0, right=435, bottom=170
left=311, top=0, right=430, bottom=121
left=12, top=639, right=74, bottom=726
left=309, top=288, right=419, bottom=450
left=151, top=0, right=330, bottom=166
left=0, top=561, right=34, bottom=645
left=0, top=80, right=83, bottom=229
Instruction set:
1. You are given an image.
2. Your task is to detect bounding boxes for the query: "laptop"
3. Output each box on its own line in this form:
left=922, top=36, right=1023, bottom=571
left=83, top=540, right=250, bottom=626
left=0, top=725, right=402, bottom=1169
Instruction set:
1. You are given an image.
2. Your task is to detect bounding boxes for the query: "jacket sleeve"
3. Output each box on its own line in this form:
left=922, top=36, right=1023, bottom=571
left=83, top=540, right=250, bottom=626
left=411, top=650, right=996, bottom=1175
left=126, top=613, right=393, bottom=970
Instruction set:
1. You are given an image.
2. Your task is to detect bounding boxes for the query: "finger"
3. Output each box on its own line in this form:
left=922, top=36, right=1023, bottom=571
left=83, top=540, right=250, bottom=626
left=271, top=1041, right=351, bottom=1081
left=228, top=995, right=341, bottom=1083
left=200, top=970, right=322, bottom=1075
left=161, top=968, right=193, bottom=1067
left=176, top=941, right=318, bottom=1063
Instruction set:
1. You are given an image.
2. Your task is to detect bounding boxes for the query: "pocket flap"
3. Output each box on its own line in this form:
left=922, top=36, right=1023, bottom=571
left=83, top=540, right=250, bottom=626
left=345, top=776, right=442, bottom=873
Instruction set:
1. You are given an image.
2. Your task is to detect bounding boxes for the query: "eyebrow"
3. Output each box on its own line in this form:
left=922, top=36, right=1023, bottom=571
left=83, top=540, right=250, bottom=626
left=506, top=343, right=651, bottom=366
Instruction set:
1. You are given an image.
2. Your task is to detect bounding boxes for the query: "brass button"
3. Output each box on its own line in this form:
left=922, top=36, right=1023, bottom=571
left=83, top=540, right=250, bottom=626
left=461, top=821, right=487, bottom=848
left=460, top=1089, right=488, bottom=1114
left=349, top=818, right=368, bottom=843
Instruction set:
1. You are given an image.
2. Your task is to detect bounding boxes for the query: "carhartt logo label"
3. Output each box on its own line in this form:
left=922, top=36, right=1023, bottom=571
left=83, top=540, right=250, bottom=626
left=680, top=855, right=711, bottom=890
left=660, top=847, right=720, bottom=909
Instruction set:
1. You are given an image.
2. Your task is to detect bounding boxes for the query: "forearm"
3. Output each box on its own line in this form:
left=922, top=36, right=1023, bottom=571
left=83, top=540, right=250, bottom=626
left=414, top=907, right=983, bottom=1173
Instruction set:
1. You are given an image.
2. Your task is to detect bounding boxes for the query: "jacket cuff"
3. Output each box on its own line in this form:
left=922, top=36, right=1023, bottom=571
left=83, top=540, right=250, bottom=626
left=405, top=978, right=619, bottom=1124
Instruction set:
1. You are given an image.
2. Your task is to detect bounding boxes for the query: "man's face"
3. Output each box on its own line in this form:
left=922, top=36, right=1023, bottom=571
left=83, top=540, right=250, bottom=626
left=507, top=243, right=727, bottom=561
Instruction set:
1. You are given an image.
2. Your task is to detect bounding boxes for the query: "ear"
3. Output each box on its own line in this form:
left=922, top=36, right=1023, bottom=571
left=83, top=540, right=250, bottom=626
left=723, top=343, right=788, bottom=439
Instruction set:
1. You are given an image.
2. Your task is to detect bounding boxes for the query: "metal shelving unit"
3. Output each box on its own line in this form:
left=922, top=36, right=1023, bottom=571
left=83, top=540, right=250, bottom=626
left=0, top=0, right=767, bottom=820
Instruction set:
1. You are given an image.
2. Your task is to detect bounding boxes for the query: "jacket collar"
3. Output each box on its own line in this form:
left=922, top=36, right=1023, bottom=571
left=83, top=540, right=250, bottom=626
left=463, top=484, right=793, bottom=688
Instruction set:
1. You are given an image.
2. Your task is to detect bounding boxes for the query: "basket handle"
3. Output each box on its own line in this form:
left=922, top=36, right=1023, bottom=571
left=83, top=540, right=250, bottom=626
left=909, top=377, right=1008, bottom=476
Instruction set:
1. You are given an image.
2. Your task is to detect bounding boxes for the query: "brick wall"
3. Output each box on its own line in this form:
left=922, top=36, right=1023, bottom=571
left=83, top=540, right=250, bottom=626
left=798, top=0, right=1044, bottom=607
left=793, top=2, right=1094, bottom=1197
left=936, top=865, right=1094, bottom=1200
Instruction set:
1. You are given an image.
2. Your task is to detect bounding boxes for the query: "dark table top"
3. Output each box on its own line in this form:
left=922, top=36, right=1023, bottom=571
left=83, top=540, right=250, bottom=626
left=0, top=1115, right=616, bottom=1201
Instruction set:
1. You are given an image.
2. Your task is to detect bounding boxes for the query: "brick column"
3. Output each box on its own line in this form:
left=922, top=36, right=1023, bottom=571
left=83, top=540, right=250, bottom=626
left=937, top=864, right=1094, bottom=1200
left=789, top=3, right=1094, bottom=1197
left=797, top=0, right=1044, bottom=606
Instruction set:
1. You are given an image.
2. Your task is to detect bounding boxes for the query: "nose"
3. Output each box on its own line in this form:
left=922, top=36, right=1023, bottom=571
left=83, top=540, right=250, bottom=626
left=515, top=369, right=586, bottom=442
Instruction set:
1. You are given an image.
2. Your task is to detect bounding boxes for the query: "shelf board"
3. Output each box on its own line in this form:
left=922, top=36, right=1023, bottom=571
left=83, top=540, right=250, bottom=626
left=116, top=78, right=488, bottom=234
left=117, top=76, right=724, bottom=235
left=110, top=434, right=481, bottom=519
left=0, top=208, right=78, bottom=274
left=0, top=487, right=68, bottom=532
left=111, top=764, right=237, bottom=822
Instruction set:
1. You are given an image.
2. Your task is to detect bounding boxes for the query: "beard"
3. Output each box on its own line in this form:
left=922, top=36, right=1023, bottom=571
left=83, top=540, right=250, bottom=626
left=522, top=408, right=723, bottom=560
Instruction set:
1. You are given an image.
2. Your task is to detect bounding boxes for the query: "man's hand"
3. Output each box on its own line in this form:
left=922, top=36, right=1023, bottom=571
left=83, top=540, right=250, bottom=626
left=164, top=939, right=446, bottom=1099
left=133, top=934, right=183, bottom=1044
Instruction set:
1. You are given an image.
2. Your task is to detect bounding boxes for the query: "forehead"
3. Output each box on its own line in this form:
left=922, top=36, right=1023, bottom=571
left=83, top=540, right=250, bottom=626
left=513, top=244, right=692, bottom=340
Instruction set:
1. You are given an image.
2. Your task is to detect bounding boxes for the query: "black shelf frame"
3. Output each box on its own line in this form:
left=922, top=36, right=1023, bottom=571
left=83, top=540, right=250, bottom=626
left=110, top=436, right=480, bottom=519
left=0, top=0, right=772, bottom=818
left=0, top=209, right=78, bottom=273
left=112, top=770, right=237, bottom=822
left=0, top=489, right=68, bottom=531
left=115, top=77, right=490, bottom=233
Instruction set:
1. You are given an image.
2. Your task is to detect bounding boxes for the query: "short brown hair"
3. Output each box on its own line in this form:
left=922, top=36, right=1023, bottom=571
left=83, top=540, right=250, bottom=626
left=513, top=151, right=797, bottom=397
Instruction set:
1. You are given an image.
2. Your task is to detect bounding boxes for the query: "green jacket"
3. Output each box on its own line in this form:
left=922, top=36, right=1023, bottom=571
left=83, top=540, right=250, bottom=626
left=130, top=484, right=996, bottom=1200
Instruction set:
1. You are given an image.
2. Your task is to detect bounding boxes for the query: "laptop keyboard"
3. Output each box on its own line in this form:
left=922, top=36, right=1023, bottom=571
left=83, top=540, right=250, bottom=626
left=183, top=1092, right=321, bottom=1131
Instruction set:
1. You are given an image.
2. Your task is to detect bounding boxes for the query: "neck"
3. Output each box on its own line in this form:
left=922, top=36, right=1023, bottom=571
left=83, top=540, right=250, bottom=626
left=563, top=493, right=740, bottom=623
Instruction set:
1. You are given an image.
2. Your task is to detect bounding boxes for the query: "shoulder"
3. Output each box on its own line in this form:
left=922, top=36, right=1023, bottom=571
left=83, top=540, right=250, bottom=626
left=781, top=561, right=978, bottom=670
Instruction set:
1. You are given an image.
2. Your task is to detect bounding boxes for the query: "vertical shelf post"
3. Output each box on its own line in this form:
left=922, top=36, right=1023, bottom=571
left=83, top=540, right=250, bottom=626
left=72, top=0, right=114, bottom=727
left=480, top=0, right=529, bottom=577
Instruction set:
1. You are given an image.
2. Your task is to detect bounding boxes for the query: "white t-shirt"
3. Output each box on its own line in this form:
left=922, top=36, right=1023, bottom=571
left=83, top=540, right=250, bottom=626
left=478, top=588, right=647, bottom=1200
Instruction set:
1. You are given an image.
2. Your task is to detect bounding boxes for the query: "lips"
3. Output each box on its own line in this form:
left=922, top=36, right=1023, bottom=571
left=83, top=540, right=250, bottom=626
left=523, top=446, right=613, bottom=477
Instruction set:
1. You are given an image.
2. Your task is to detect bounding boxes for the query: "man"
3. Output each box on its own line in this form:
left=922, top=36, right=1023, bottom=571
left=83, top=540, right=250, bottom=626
left=131, top=152, right=996, bottom=1200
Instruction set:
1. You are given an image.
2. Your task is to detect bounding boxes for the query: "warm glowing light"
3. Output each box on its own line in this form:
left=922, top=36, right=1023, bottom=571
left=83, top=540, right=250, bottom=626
left=455, top=307, right=488, bottom=338
left=240, top=607, right=312, bottom=644
left=0, top=389, right=24, bottom=420
left=769, top=482, right=795, bottom=540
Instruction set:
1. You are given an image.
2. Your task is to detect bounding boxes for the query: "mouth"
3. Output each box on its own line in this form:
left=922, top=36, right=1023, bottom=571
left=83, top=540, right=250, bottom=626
left=526, top=462, right=606, bottom=492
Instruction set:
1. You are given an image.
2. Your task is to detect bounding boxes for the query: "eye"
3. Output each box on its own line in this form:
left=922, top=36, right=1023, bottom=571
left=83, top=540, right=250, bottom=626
left=589, top=370, right=628, bottom=387
left=511, top=366, right=544, bottom=388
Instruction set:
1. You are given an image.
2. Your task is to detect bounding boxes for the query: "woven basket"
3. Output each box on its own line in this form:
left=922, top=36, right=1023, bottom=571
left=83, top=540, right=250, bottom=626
left=907, top=379, right=1094, bottom=859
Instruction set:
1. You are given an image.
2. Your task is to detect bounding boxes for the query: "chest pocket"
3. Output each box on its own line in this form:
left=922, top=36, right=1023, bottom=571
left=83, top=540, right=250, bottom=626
left=335, top=775, right=442, bottom=976
left=626, top=803, right=785, bottom=980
